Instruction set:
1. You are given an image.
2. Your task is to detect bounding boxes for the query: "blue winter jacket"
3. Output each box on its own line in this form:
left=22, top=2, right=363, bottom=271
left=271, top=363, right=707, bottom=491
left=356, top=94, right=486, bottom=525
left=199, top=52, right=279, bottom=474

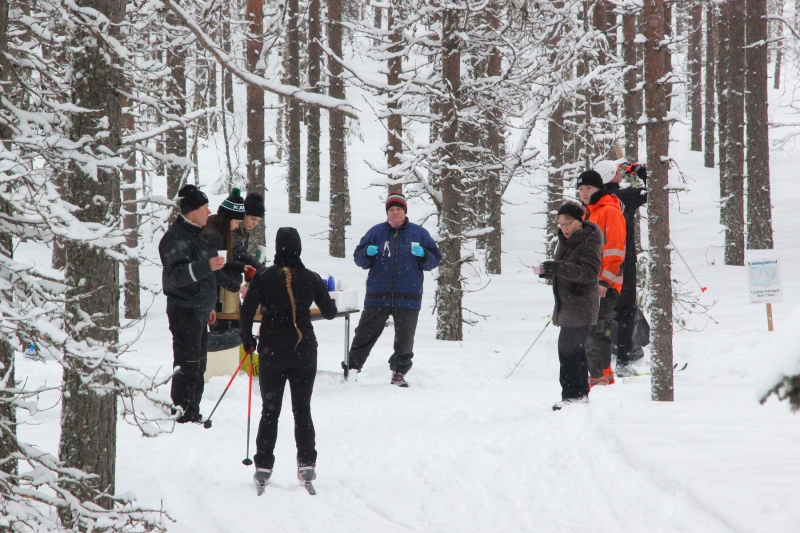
left=354, top=218, right=442, bottom=310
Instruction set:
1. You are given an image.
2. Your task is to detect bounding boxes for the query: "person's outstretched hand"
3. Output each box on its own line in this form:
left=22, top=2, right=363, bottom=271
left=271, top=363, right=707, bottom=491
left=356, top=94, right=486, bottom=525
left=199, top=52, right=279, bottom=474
left=366, top=245, right=379, bottom=257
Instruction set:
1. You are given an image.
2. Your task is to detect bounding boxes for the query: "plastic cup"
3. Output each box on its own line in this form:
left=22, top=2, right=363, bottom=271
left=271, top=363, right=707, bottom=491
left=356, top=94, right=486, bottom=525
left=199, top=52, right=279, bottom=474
left=218, top=250, right=227, bottom=262
left=532, top=263, right=544, bottom=275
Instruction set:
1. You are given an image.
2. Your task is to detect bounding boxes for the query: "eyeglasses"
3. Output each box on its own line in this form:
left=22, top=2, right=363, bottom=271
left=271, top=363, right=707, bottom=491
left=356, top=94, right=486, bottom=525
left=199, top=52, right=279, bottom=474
left=557, top=222, right=577, bottom=229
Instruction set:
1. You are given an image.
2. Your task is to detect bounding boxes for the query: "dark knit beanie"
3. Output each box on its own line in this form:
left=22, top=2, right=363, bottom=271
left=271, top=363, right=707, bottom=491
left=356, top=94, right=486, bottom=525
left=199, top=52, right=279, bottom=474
left=557, top=202, right=586, bottom=222
left=576, top=170, right=604, bottom=190
left=385, top=192, right=408, bottom=213
left=244, top=192, right=265, bottom=218
left=178, top=184, right=209, bottom=214
left=218, top=188, right=246, bottom=220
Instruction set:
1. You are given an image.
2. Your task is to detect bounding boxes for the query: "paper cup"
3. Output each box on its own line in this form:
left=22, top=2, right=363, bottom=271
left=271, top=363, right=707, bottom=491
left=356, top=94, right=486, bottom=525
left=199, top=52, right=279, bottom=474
left=532, top=263, right=544, bottom=275
left=217, top=250, right=227, bottom=262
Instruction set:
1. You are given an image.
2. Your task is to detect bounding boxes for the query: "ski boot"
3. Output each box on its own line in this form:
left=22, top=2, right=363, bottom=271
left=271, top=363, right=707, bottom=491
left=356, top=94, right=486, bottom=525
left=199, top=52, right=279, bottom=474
left=253, top=468, right=272, bottom=496
left=298, top=465, right=317, bottom=495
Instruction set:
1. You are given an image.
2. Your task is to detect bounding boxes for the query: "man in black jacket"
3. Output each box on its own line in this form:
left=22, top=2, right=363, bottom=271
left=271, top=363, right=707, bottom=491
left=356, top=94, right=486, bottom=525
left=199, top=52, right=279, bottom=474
left=233, top=192, right=267, bottom=272
left=605, top=163, right=648, bottom=377
left=159, top=185, right=225, bottom=423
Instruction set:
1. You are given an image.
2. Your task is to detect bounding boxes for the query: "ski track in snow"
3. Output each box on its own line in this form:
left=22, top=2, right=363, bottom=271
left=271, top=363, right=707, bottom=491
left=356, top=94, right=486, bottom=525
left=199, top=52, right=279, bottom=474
left=14, top=59, right=800, bottom=532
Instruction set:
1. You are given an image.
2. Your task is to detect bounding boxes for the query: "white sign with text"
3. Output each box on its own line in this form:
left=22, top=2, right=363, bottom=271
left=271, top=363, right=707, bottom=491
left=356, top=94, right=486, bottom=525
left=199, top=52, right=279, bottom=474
left=746, top=251, right=783, bottom=305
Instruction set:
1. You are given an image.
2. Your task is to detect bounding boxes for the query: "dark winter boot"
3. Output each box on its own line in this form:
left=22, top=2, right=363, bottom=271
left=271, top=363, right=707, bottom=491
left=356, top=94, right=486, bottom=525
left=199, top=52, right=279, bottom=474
left=552, top=396, right=589, bottom=411
left=391, top=372, right=409, bottom=388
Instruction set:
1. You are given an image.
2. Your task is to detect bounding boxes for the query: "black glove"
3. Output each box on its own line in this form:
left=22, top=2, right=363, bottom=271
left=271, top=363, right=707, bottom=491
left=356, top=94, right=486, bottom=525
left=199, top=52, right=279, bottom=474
left=542, top=261, right=556, bottom=276
left=243, top=338, right=257, bottom=355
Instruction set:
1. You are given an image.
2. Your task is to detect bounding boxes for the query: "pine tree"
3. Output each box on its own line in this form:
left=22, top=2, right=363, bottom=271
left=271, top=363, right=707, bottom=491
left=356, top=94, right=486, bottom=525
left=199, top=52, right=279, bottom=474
left=246, top=0, right=266, bottom=249
left=644, top=0, right=675, bottom=402
left=287, top=0, right=302, bottom=213
left=328, top=0, right=347, bottom=258
left=704, top=4, right=716, bottom=168
left=306, top=0, right=322, bottom=201
left=688, top=1, right=703, bottom=152
left=745, top=0, right=774, bottom=250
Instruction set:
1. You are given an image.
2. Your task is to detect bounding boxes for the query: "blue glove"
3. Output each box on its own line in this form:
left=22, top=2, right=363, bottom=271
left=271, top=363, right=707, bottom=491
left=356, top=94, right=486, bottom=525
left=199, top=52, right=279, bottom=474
left=411, top=244, right=425, bottom=258
left=366, top=245, right=379, bottom=257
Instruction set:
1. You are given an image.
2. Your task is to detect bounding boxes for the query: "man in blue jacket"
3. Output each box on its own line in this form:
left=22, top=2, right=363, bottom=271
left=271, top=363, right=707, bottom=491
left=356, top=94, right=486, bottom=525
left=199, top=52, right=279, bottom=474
left=345, top=193, right=442, bottom=387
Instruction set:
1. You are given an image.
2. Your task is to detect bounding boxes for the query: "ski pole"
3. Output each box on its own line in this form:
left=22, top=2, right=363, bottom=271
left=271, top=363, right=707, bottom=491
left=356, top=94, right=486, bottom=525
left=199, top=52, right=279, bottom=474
left=670, top=238, right=707, bottom=293
left=506, top=318, right=552, bottom=379
left=203, top=349, right=249, bottom=429
left=242, top=356, right=254, bottom=466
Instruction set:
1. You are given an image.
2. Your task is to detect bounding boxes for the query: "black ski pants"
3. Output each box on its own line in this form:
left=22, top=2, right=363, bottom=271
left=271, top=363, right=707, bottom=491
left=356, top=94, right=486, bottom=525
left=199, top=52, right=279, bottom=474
left=168, top=306, right=208, bottom=419
left=614, top=261, right=638, bottom=364
left=558, top=326, right=590, bottom=400
left=348, top=306, right=419, bottom=375
left=586, top=290, right=618, bottom=378
left=254, top=355, right=317, bottom=470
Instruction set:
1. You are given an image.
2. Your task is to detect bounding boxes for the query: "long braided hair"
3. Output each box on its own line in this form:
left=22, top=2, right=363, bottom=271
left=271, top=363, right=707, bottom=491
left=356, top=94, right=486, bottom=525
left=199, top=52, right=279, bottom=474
left=282, top=267, right=303, bottom=352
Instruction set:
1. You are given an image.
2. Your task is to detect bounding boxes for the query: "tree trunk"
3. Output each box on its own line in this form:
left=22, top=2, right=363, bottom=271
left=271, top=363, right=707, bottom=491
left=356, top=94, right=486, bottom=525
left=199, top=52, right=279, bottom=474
left=60, top=0, right=124, bottom=515
left=745, top=0, right=774, bottom=250
left=773, top=0, right=783, bottom=89
left=717, top=3, right=729, bottom=206
left=222, top=2, right=233, bottom=114
left=435, top=7, right=462, bottom=342
left=663, top=2, right=673, bottom=112
left=622, top=7, right=640, bottom=161
left=689, top=1, right=703, bottom=152
left=328, top=0, right=347, bottom=257
left=122, top=98, right=140, bottom=320
left=246, top=0, right=266, bottom=251
left=0, top=0, right=16, bottom=479
left=704, top=4, right=716, bottom=168
left=644, top=0, right=674, bottom=402
left=386, top=0, right=403, bottom=194
left=287, top=0, right=301, bottom=213
left=547, top=100, right=565, bottom=259
left=306, top=0, right=321, bottom=201
left=166, top=8, right=187, bottom=204
left=484, top=1, right=503, bottom=275
left=723, top=0, right=745, bottom=266
left=547, top=6, right=565, bottom=258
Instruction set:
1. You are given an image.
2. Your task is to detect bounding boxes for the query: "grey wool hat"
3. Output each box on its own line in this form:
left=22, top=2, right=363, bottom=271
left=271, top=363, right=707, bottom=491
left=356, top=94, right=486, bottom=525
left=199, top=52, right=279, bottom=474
left=218, top=188, right=246, bottom=220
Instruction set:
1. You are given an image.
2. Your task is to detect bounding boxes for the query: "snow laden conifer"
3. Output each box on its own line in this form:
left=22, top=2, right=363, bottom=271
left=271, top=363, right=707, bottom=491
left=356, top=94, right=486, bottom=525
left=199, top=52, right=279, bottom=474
left=0, top=0, right=205, bottom=529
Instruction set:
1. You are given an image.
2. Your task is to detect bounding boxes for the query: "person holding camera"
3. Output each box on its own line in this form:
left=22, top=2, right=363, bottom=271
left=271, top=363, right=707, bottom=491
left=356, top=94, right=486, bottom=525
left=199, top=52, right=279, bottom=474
left=538, top=203, right=602, bottom=410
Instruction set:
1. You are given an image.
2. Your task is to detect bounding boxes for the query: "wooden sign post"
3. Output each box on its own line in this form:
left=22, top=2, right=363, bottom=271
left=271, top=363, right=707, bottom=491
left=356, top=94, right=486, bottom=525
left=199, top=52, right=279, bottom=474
left=746, top=251, right=783, bottom=332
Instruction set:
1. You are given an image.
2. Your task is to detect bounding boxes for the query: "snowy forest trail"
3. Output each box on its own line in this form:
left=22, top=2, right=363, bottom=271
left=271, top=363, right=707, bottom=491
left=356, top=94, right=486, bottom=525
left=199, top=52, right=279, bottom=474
left=12, top=64, right=800, bottom=531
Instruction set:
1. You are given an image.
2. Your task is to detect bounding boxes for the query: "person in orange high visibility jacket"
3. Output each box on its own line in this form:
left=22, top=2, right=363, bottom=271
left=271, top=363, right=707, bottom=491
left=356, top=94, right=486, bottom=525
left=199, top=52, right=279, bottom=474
left=577, top=170, right=627, bottom=387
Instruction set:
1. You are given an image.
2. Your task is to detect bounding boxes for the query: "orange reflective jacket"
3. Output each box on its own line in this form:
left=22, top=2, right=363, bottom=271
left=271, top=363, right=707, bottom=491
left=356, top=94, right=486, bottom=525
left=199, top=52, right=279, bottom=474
left=585, top=192, right=627, bottom=292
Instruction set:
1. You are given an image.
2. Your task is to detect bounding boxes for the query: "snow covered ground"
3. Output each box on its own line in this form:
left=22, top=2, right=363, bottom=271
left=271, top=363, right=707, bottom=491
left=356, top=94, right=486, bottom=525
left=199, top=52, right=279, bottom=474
left=15, top=65, right=800, bottom=532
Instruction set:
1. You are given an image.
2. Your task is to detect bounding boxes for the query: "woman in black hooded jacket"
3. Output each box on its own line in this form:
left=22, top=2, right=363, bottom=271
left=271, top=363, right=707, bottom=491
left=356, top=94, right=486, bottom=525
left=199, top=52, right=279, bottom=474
left=240, top=227, right=337, bottom=491
left=538, top=203, right=602, bottom=411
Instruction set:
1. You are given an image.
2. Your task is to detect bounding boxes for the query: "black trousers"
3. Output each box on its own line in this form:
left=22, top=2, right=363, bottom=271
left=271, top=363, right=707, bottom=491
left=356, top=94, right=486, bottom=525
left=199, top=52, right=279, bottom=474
left=586, top=290, right=618, bottom=378
left=614, top=267, right=638, bottom=364
left=254, top=354, right=317, bottom=470
left=558, top=326, right=590, bottom=399
left=348, top=306, right=419, bottom=375
left=168, top=306, right=208, bottom=418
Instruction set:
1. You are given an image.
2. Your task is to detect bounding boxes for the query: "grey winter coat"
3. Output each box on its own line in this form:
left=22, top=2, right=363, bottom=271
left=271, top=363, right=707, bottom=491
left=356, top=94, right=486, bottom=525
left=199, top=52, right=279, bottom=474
left=551, top=221, right=603, bottom=328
